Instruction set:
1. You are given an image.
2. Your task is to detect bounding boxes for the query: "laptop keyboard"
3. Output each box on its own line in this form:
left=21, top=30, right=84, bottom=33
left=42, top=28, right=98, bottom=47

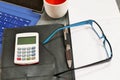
left=0, top=11, right=31, bottom=43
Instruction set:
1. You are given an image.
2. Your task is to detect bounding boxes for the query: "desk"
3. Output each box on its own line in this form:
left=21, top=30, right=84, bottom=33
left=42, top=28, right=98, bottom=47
left=68, top=0, right=120, bottom=80
left=0, top=0, right=120, bottom=80
left=36, top=12, right=68, bottom=26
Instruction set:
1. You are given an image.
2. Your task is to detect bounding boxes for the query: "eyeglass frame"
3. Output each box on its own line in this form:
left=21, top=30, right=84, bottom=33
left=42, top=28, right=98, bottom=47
left=51, top=20, right=113, bottom=76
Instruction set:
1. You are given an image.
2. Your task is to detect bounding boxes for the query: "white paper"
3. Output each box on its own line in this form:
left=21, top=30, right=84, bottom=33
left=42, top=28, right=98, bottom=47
left=71, top=25, right=107, bottom=68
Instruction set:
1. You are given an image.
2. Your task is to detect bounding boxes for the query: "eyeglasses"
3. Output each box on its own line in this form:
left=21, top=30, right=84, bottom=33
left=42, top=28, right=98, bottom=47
left=43, top=20, right=113, bottom=77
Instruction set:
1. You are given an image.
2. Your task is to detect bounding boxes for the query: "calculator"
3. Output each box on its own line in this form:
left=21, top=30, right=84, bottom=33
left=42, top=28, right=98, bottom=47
left=14, top=32, right=39, bottom=65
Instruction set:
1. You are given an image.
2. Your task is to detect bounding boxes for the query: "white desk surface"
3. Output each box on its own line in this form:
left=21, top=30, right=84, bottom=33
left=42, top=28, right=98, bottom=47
left=68, top=0, right=120, bottom=80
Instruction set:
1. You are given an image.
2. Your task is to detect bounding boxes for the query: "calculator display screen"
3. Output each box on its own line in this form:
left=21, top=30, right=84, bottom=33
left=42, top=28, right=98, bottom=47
left=18, top=36, right=36, bottom=45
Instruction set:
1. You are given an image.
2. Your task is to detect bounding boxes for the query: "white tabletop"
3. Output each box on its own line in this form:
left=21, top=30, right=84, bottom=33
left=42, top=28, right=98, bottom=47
left=68, top=0, right=120, bottom=80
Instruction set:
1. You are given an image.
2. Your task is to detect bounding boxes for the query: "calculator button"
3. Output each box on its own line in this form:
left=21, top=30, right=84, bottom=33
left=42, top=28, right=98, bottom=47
left=22, top=51, right=26, bottom=54
left=17, top=51, right=21, bottom=54
left=30, top=51, right=33, bottom=53
left=17, top=58, right=21, bottom=60
left=32, top=50, right=35, bottom=53
left=27, top=54, right=30, bottom=57
left=32, top=47, right=36, bottom=49
left=27, top=57, right=30, bottom=60
left=22, top=58, right=26, bottom=61
left=17, top=48, right=21, bottom=50
left=31, top=53, right=35, bottom=56
left=17, top=55, right=21, bottom=57
left=22, top=54, right=26, bottom=57
left=22, top=48, right=26, bottom=50
left=27, top=51, right=30, bottom=53
left=32, top=57, right=35, bottom=60
left=27, top=48, right=30, bottom=50
left=24, top=51, right=27, bottom=53
left=17, top=50, right=19, bottom=52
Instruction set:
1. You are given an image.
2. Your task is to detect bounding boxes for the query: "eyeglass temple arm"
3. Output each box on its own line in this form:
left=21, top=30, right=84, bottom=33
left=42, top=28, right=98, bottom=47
left=54, top=52, right=112, bottom=77
left=42, top=20, right=93, bottom=44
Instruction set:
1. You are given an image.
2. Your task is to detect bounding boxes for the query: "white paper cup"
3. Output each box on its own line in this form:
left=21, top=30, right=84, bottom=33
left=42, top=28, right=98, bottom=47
left=44, top=0, right=68, bottom=18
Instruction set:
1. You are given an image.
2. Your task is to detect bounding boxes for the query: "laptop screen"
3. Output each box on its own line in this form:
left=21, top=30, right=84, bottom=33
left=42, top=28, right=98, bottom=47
left=2, top=0, right=43, bottom=12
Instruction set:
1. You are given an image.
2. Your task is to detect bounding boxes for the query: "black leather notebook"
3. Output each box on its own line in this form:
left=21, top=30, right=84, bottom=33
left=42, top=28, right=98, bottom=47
left=1, top=24, right=74, bottom=80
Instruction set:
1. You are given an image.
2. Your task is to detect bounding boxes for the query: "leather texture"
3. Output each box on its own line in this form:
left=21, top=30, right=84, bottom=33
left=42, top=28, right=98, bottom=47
left=1, top=24, right=74, bottom=80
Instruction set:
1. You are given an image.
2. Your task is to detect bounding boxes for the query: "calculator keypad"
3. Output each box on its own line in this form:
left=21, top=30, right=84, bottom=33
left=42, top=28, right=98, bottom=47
left=17, top=47, right=36, bottom=61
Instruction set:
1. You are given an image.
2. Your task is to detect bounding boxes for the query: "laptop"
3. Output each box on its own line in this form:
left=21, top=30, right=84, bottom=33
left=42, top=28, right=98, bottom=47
left=0, top=0, right=43, bottom=55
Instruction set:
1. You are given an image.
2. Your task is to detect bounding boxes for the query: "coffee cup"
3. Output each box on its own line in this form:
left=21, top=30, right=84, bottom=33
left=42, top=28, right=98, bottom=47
left=44, top=0, right=68, bottom=18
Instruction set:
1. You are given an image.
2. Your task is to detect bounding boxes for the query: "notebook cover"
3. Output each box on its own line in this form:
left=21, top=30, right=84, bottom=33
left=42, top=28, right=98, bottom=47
left=1, top=24, right=74, bottom=80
